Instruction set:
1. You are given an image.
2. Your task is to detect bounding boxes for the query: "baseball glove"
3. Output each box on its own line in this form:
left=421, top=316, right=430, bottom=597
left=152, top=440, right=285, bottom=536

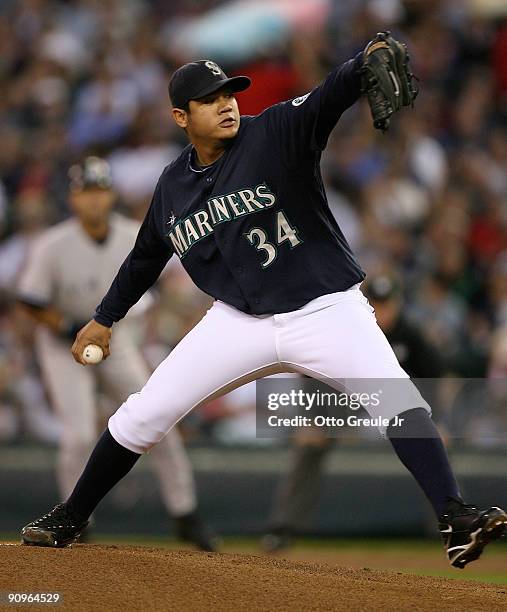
left=360, top=31, right=419, bottom=132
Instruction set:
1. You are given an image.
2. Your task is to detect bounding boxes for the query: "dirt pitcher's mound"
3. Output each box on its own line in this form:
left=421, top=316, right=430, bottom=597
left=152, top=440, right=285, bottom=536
left=1, top=544, right=506, bottom=611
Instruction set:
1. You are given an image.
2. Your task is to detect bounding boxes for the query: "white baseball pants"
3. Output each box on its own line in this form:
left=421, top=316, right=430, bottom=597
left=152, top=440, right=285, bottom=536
left=36, top=323, right=196, bottom=517
left=109, top=285, right=430, bottom=453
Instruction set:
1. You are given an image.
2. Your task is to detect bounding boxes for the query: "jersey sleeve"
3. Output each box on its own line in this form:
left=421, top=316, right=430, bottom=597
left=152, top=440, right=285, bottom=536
left=267, top=53, right=364, bottom=162
left=17, top=235, right=55, bottom=307
left=94, top=181, right=173, bottom=327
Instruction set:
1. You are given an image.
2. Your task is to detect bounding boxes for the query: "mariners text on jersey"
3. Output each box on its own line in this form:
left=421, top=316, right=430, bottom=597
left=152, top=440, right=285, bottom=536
left=167, top=183, right=277, bottom=258
left=95, top=54, right=366, bottom=327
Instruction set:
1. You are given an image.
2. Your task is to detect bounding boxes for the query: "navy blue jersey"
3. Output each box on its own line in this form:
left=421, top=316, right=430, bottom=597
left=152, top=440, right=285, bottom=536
left=95, top=54, right=366, bottom=327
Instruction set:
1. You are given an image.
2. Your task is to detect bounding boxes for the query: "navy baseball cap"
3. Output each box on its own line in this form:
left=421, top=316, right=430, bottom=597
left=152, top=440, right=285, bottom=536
left=169, top=60, right=251, bottom=108
left=68, top=157, right=113, bottom=191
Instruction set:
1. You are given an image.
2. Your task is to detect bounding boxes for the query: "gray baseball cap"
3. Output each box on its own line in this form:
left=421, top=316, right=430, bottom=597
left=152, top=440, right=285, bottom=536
left=169, top=60, right=251, bottom=108
left=68, top=157, right=113, bottom=191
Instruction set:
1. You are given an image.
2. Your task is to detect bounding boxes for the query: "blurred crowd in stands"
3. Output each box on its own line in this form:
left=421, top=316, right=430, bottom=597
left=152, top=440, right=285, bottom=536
left=1, top=0, right=507, bottom=447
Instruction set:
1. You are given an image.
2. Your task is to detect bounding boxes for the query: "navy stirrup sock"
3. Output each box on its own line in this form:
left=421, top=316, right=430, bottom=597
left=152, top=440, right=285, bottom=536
left=387, top=408, right=462, bottom=518
left=66, top=428, right=141, bottom=521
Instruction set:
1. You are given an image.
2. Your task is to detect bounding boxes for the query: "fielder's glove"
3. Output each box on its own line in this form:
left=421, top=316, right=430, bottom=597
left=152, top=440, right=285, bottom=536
left=360, top=31, right=419, bottom=133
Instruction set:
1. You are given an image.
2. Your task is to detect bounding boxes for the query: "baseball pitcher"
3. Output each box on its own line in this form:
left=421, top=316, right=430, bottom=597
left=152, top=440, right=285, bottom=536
left=22, top=36, right=506, bottom=568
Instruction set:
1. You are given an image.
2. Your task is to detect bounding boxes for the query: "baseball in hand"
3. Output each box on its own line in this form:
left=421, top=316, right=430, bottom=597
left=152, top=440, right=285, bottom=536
left=82, top=344, right=104, bottom=364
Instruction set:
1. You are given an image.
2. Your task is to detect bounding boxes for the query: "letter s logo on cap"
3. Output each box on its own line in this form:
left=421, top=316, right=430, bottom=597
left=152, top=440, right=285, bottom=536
left=205, top=61, right=222, bottom=76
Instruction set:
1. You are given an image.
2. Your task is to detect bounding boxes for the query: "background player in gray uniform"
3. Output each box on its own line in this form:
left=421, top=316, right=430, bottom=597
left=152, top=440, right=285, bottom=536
left=17, top=157, right=216, bottom=550
left=21, top=45, right=506, bottom=569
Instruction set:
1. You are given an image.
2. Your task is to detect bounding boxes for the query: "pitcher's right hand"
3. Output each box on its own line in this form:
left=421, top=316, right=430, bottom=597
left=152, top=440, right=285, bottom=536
left=71, top=319, right=112, bottom=365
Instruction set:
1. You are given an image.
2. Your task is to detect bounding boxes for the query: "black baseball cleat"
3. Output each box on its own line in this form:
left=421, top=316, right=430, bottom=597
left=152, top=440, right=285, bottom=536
left=174, top=511, right=220, bottom=552
left=439, top=500, right=507, bottom=569
left=21, top=503, right=89, bottom=548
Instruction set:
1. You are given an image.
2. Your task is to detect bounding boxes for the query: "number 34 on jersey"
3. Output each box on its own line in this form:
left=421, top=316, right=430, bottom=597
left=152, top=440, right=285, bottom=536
left=245, top=211, right=302, bottom=268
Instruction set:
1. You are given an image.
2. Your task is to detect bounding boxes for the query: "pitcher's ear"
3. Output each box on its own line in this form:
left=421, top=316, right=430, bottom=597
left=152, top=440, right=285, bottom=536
left=172, top=107, right=188, bottom=129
